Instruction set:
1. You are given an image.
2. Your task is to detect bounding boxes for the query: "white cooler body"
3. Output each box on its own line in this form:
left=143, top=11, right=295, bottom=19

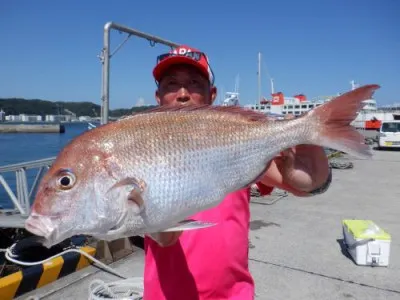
left=342, top=220, right=391, bottom=267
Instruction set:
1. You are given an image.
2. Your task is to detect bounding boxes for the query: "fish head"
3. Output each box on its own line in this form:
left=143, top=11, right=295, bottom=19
left=24, top=137, right=136, bottom=248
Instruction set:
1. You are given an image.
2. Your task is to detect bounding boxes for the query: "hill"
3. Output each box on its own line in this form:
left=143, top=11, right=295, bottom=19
left=0, top=98, right=156, bottom=118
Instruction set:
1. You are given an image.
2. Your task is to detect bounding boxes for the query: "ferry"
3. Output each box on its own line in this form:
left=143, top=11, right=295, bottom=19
left=221, top=79, right=380, bottom=124
left=223, top=52, right=400, bottom=129
left=222, top=73, right=399, bottom=130
left=242, top=80, right=381, bottom=126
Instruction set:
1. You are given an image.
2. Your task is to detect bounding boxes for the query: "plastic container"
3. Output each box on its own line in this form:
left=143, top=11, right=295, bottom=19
left=342, top=219, right=391, bottom=267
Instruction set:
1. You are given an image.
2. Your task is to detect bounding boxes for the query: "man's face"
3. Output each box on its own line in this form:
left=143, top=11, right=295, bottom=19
left=155, top=64, right=217, bottom=106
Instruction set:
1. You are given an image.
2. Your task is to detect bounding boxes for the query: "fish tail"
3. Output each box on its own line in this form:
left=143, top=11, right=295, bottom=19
left=305, top=84, right=380, bottom=158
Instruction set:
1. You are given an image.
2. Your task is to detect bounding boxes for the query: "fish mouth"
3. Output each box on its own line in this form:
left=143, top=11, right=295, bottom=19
left=24, top=214, right=59, bottom=247
left=25, top=216, right=52, bottom=237
left=25, top=220, right=47, bottom=237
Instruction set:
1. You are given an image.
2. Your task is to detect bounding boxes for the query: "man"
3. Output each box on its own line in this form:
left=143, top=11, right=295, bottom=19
left=143, top=45, right=331, bottom=300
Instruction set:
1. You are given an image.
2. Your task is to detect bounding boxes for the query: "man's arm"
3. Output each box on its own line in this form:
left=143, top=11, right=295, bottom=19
left=147, top=231, right=182, bottom=247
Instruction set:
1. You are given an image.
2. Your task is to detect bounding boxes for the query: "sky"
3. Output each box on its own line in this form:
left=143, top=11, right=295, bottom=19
left=0, top=0, right=399, bottom=110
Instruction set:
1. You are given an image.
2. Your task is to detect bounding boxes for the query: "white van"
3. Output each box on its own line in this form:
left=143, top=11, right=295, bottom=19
left=377, top=120, right=400, bottom=149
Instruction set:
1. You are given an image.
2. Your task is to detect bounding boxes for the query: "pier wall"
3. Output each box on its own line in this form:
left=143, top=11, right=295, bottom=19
left=0, top=124, right=65, bottom=133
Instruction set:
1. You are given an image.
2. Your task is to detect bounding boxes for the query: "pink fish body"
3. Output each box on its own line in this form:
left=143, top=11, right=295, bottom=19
left=25, top=84, right=380, bottom=248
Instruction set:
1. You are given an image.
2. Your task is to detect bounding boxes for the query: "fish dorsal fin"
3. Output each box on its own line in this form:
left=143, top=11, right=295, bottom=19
left=119, top=104, right=274, bottom=122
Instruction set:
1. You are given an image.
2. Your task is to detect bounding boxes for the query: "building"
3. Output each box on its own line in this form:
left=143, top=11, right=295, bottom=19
left=20, top=114, right=43, bottom=122
left=0, top=109, right=5, bottom=122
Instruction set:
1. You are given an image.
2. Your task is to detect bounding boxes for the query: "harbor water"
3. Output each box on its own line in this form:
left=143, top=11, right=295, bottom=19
left=0, top=122, right=92, bottom=209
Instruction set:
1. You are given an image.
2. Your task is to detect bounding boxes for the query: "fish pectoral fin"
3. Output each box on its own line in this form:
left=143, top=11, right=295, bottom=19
left=127, top=188, right=145, bottom=214
left=160, top=219, right=217, bottom=232
left=107, top=177, right=147, bottom=214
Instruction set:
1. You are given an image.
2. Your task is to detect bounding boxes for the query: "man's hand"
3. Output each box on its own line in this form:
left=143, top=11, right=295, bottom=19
left=148, top=231, right=182, bottom=247
left=260, top=115, right=330, bottom=196
left=261, top=145, right=330, bottom=196
left=276, top=145, right=330, bottom=192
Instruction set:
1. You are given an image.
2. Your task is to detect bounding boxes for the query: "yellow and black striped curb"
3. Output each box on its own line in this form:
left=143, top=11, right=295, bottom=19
left=0, top=246, right=96, bottom=300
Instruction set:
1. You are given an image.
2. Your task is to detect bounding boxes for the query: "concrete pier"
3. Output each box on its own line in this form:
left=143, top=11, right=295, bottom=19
left=0, top=123, right=65, bottom=133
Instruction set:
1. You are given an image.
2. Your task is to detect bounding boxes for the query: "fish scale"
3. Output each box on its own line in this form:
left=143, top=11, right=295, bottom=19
left=132, top=117, right=299, bottom=230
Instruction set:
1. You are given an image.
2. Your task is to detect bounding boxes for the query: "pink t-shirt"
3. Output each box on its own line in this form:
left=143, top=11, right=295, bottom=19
left=143, top=183, right=273, bottom=300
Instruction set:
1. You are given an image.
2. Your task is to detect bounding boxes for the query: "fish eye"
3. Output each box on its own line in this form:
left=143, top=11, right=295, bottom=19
left=56, top=170, right=76, bottom=190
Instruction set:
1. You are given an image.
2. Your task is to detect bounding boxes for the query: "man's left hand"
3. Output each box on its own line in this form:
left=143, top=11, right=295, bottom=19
left=260, top=113, right=330, bottom=196
left=273, top=145, right=330, bottom=193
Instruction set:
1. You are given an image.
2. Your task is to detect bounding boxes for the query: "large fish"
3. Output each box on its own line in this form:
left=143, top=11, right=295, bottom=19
left=25, top=84, right=379, bottom=248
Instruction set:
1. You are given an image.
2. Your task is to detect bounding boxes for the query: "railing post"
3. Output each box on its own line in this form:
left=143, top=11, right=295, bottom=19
left=15, top=169, right=30, bottom=217
left=0, top=157, right=56, bottom=221
left=29, top=166, right=46, bottom=200
left=19, top=168, right=30, bottom=216
left=0, top=174, right=26, bottom=215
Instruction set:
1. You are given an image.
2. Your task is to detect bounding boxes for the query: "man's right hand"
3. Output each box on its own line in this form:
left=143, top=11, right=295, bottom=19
left=148, top=231, right=182, bottom=247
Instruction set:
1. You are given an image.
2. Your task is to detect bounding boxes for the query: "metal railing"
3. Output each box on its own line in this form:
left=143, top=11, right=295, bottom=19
left=0, top=22, right=181, bottom=223
left=0, top=157, right=55, bottom=216
left=98, top=22, right=180, bottom=125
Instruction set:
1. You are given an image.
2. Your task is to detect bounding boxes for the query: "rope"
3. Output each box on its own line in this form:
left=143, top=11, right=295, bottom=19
left=329, top=159, right=354, bottom=169
left=250, top=186, right=288, bottom=205
left=1, top=243, right=144, bottom=300
left=364, top=137, right=377, bottom=145
left=88, top=278, right=143, bottom=300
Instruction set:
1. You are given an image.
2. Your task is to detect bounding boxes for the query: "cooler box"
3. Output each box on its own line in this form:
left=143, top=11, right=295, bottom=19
left=342, top=219, right=391, bottom=267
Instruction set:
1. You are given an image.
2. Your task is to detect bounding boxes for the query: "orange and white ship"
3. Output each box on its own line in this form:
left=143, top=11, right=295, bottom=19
left=243, top=80, right=382, bottom=127
left=244, top=81, right=400, bottom=130
left=224, top=53, right=400, bottom=129
left=243, top=80, right=400, bottom=130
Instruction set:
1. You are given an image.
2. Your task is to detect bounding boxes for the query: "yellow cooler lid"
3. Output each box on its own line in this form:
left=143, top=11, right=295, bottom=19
left=342, top=219, right=391, bottom=240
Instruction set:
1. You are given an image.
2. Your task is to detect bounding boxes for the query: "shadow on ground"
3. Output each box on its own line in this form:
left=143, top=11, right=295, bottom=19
left=250, top=220, right=280, bottom=231
left=336, top=238, right=357, bottom=265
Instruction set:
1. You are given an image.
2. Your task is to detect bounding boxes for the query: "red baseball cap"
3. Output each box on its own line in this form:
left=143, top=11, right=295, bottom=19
left=153, top=45, right=214, bottom=84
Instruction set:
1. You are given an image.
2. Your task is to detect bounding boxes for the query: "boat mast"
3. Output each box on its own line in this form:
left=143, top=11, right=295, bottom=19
left=258, top=52, right=275, bottom=103
left=258, top=52, right=261, bottom=105
left=235, top=74, right=240, bottom=94
left=270, top=78, right=275, bottom=94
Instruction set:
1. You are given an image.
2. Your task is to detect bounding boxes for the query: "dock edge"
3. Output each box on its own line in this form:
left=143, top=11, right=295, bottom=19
left=0, top=246, right=96, bottom=300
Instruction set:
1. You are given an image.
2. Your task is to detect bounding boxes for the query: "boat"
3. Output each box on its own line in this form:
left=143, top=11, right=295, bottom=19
left=353, top=102, right=400, bottom=129
left=87, top=122, right=97, bottom=130
left=243, top=80, right=387, bottom=130
left=243, top=92, right=331, bottom=117
left=348, top=81, right=400, bottom=130
left=238, top=52, right=400, bottom=130
left=221, top=75, right=241, bottom=107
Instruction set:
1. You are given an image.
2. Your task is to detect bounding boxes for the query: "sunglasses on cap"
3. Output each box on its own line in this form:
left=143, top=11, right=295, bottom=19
left=156, top=51, right=205, bottom=64
left=156, top=51, right=215, bottom=85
